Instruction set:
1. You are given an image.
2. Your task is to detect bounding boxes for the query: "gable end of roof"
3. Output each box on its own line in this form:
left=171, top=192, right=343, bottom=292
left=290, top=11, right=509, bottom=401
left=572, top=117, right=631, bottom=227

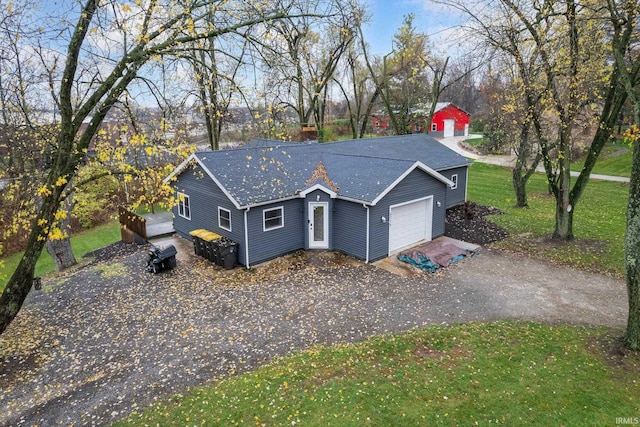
left=370, top=161, right=454, bottom=206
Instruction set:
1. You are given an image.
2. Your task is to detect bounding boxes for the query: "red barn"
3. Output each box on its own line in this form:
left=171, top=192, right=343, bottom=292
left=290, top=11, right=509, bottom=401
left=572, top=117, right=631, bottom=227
left=371, top=102, right=470, bottom=137
left=429, top=102, right=470, bottom=137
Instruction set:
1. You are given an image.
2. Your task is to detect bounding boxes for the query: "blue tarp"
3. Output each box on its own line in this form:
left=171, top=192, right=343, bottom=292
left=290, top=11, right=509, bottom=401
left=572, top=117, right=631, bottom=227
left=398, top=253, right=441, bottom=272
left=398, top=241, right=477, bottom=272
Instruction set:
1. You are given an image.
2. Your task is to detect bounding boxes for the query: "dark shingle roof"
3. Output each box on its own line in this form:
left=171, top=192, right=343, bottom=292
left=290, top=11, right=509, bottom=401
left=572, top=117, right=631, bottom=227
left=175, top=134, right=469, bottom=208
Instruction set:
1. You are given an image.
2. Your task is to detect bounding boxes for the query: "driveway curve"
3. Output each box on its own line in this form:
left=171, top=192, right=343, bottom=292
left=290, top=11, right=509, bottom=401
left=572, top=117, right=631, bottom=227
left=0, top=246, right=627, bottom=426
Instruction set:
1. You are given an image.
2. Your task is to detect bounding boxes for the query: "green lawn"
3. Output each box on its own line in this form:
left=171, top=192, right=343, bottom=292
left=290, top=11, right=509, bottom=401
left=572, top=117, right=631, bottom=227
left=466, top=136, right=632, bottom=177
left=467, top=162, right=628, bottom=275
left=115, top=321, right=640, bottom=426
left=463, top=136, right=485, bottom=147
left=0, top=221, right=121, bottom=291
left=572, top=140, right=633, bottom=177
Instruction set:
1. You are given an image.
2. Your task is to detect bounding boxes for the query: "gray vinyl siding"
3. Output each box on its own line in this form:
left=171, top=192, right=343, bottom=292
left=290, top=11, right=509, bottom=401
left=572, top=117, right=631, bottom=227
left=172, top=163, right=246, bottom=263
left=245, top=198, right=304, bottom=265
left=368, top=169, right=447, bottom=262
left=441, top=166, right=468, bottom=208
left=333, top=199, right=368, bottom=260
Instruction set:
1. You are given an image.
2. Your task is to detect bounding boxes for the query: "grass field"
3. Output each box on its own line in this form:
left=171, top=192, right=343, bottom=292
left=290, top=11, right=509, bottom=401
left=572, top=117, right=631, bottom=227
left=0, top=221, right=121, bottom=291
left=465, top=136, right=633, bottom=177
left=572, top=140, right=633, bottom=177
left=463, top=136, right=484, bottom=147
left=116, top=321, right=640, bottom=426
left=466, top=162, right=628, bottom=276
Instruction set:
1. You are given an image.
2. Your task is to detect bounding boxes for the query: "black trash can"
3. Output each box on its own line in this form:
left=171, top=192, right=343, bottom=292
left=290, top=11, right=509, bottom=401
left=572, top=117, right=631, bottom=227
left=200, top=231, right=222, bottom=263
left=189, top=229, right=205, bottom=256
left=219, top=239, right=238, bottom=270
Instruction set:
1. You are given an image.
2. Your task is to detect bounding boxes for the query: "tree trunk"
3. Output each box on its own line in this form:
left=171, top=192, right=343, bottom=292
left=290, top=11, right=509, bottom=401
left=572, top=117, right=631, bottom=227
left=552, top=123, right=575, bottom=240
left=0, top=189, right=61, bottom=334
left=45, top=194, right=77, bottom=271
left=511, top=123, right=541, bottom=208
left=0, top=251, right=40, bottom=334
left=553, top=172, right=574, bottom=240
left=46, top=237, right=77, bottom=271
left=625, top=140, right=640, bottom=349
left=359, top=86, right=380, bottom=139
left=512, top=167, right=528, bottom=207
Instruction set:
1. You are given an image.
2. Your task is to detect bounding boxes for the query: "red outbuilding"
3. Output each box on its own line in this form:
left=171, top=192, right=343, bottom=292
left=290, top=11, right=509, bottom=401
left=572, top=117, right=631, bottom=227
left=429, top=102, right=470, bottom=137
left=371, top=102, right=471, bottom=137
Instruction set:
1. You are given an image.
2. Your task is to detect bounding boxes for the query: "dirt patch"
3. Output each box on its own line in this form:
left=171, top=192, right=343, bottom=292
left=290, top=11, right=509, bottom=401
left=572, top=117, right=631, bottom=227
left=587, top=335, right=640, bottom=375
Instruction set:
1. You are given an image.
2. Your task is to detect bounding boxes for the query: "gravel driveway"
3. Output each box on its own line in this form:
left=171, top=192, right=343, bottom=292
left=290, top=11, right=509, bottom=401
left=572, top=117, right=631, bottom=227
left=0, top=244, right=627, bottom=426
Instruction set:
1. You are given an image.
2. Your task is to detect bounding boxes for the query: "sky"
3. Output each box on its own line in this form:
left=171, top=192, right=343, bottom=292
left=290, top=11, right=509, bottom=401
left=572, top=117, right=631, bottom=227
left=362, top=0, right=465, bottom=56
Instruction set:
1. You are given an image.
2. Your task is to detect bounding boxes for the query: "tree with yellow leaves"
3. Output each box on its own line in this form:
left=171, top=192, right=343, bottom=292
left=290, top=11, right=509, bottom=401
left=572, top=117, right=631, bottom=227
left=443, top=0, right=631, bottom=240
left=0, top=0, right=324, bottom=334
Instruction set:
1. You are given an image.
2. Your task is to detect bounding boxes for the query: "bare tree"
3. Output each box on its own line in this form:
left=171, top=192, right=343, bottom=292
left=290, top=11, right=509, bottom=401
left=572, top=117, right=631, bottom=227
left=188, top=25, right=250, bottom=150
left=261, top=0, right=359, bottom=141
left=0, top=0, right=317, bottom=334
left=332, top=13, right=378, bottom=139
left=441, top=0, right=629, bottom=239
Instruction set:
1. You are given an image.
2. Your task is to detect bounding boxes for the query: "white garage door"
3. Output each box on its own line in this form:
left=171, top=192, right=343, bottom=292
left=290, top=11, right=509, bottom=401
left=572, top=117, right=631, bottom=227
left=388, top=197, right=433, bottom=254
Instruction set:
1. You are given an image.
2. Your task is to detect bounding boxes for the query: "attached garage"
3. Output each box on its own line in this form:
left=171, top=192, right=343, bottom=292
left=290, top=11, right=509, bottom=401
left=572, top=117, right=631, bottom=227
left=388, top=197, right=433, bottom=255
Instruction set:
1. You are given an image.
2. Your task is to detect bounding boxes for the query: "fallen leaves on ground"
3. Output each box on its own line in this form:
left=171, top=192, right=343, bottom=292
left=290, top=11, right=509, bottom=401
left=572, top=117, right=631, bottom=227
left=0, top=246, right=449, bottom=426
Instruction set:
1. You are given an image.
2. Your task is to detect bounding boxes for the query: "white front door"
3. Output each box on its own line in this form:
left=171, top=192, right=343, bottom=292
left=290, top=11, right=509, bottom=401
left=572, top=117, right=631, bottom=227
left=308, top=202, right=329, bottom=249
left=443, top=119, right=455, bottom=137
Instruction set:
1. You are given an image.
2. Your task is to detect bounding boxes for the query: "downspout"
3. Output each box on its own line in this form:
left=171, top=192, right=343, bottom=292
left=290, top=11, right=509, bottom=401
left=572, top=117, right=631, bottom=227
left=244, top=207, right=251, bottom=269
left=363, top=203, right=370, bottom=263
left=464, top=167, right=469, bottom=203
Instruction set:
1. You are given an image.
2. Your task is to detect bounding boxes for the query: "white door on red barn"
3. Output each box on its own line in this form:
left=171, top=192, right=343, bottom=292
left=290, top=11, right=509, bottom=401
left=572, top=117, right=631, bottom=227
left=443, top=119, right=455, bottom=137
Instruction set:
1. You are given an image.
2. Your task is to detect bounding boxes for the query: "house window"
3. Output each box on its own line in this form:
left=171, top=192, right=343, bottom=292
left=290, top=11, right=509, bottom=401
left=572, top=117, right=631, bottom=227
left=451, top=174, right=458, bottom=190
left=431, top=123, right=437, bottom=131
left=177, top=192, right=191, bottom=220
left=218, top=207, right=232, bottom=231
left=375, top=121, right=380, bottom=129
left=263, top=206, right=284, bottom=231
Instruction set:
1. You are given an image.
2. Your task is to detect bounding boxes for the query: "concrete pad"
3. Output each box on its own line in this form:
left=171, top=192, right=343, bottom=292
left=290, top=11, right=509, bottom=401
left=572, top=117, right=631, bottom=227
left=148, top=234, right=194, bottom=263
left=373, top=236, right=479, bottom=278
left=142, top=211, right=175, bottom=238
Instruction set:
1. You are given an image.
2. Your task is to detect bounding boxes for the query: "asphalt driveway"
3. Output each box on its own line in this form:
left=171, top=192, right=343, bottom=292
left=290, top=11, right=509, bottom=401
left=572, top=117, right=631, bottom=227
left=0, top=245, right=627, bottom=426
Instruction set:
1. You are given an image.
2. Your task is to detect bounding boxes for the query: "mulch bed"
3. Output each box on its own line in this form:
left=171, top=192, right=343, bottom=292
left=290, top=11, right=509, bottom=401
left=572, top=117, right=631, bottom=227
left=445, top=201, right=508, bottom=245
